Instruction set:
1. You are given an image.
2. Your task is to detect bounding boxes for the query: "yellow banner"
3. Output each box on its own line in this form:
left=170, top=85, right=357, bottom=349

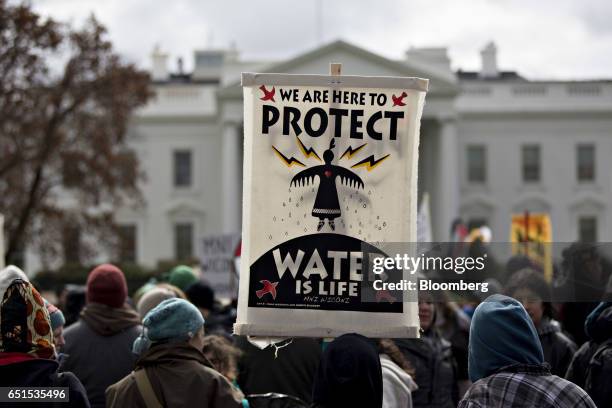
left=510, top=213, right=553, bottom=282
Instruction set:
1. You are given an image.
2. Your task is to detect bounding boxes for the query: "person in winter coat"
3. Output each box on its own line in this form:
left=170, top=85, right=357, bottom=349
left=505, top=268, right=577, bottom=376
left=459, top=294, right=595, bottom=407
left=106, top=298, right=243, bottom=407
left=236, top=336, right=321, bottom=403
left=136, top=286, right=177, bottom=320
left=0, top=266, right=90, bottom=408
left=378, top=339, right=418, bottom=408
left=395, top=295, right=459, bottom=408
left=61, top=264, right=141, bottom=408
left=566, top=301, right=612, bottom=407
left=312, top=333, right=383, bottom=408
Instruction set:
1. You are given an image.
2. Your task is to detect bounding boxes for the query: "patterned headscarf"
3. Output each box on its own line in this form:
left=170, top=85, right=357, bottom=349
left=0, top=279, right=55, bottom=359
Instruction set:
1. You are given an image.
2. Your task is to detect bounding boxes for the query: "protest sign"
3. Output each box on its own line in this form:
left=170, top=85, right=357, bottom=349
left=199, top=233, right=241, bottom=299
left=510, top=212, right=553, bottom=282
left=235, top=72, right=428, bottom=338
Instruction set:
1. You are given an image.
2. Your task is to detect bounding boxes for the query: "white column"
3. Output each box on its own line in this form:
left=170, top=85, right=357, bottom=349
left=222, top=123, right=242, bottom=233
left=435, top=118, right=459, bottom=241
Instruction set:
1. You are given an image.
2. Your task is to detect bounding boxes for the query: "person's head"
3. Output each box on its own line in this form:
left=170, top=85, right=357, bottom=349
left=185, top=282, right=215, bottom=319
left=202, top=335, right=242, bottom=381
left=134, top=298, right=205, bottom=354
left=562, top=242, right=602, bottom=284
left=86, top=264, right=128, bottom=308
left=418, top=291, right=435, bottom=332
left=468, top=294, right=544, bottom=382
left=0, top=277, right=55, bottom=359
left=136, top=287, right=177, bottom=320
left=505, top=268, right=552, bottom=328
left=168, top=265, right=198, bottom=291
left=44, top=300, right=66, bottom=349
left=312, top=333, right=382, bottom=408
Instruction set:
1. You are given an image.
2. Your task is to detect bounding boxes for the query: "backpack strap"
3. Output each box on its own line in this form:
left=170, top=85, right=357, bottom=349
left=133, top=369, right=163, bottom=408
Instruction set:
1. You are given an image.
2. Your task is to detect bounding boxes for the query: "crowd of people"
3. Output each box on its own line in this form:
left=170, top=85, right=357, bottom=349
left=1, top=241, right=611, bottom=407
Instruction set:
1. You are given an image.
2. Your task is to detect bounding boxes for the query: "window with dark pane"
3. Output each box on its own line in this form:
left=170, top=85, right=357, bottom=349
left=577, top=144, right=595, bottom=182
left=522, top=145, right=540, bottom=182
left=467, top=145, right=486, bottom=183
left=579, top=216, right=597, bottom=243
left=118, top=224, right=137, bottom=263
left=175, top=223, right=193, bottom=260
left=173, top=150, right=192, bottom=187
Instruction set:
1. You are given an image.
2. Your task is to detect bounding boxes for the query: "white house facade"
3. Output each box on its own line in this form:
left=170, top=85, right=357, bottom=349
left=25, top=40, right=612, bottom=271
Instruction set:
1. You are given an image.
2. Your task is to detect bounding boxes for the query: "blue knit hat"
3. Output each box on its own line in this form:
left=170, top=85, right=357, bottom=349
left=44, top=300, right=66, bottom=331
left=144, top=298, right=204, bottom=342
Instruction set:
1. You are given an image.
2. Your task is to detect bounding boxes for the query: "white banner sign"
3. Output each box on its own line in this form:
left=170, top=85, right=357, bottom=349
left=235, top=72, right=428, bottom=338
left=199, top=233, right=241, bottom=299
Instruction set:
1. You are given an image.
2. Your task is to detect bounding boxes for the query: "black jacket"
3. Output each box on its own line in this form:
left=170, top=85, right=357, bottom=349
left=538, top=318, right=577, bottom=377
left=0, top=356, right=90, bottom=408
left=236, top=336, right=321, bottom=403
left=395, top=330, right=459, bottom=408
left=566, top=302, right=612, bottom=395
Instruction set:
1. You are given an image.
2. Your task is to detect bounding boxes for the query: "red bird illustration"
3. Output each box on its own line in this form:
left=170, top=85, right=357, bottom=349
left=256, top=280, right=279, bottom=300
left=391, top=91, right=407, bottom=107
left=259, top=85, right=276, bottom=102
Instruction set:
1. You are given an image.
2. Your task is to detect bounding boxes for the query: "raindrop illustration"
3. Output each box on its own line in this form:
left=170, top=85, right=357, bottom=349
left=300, top=196, right=304, bottom=201
left=268, top=235, right=273, bottom=240
left=349, top=225, right=353, bottom=229
left=358, top=230, right=362, bottom=234
left=378, top=227, right=382, bottom=231
left=282, top=202, right=286, bottom=207
left=288, top=197, right=292, bottom=203
left=288, top=188, right=291, bottom=193
left=273, top=216, right=276, bottom=221
left=383, top=222, right=387, bottom=227
left=346, top=206, right=349, bottom=211
left=363, top=204, right=367, bottom=208
left=304, top=228, right=308, bottom=232
left=289, top=212, right=292, bottom=218
left=285, top=231, right=288, bottom=236
left=296, top=203, right=299, bottom=208
left=377, top=216, right=380, bottom=220
left=354, top=210, right=357, bottom=214
left=304, top=213, right=307, bottom=218
left=368, top=190, right=372, bottom=195
left=281, top=218, right=284, bottom=222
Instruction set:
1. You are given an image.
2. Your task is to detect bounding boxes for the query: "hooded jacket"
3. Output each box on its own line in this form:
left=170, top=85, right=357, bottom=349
left=106, top=342, right=243, bottom=407
left=538, top=318, right=576, bottom=377
left=312, top=334, right=382, bottom=408
left=380, top=354, right=418, bottom=408
left=566, top=302, right=612, bottom=388
left=460, top=295, right=595, bottom=407
left=61, top=303, right=141, bottom=408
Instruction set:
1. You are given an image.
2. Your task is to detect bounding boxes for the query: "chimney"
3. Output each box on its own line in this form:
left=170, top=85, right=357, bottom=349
left=480, top=42, right=499, bottom=78
left=405, top=47, right=452, bottom=75
left=151, top=45, right=168, bottom=81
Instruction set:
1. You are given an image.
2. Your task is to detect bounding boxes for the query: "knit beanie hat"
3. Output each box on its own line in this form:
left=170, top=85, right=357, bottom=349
left=44, top=300, right=66, bottom=331
left=168, top=265, right=198, bottom=291
left=145, top=298, right=203, bottom=342
left=136, top=287, right=177, bottom=320
left=185, top=282, right=215, bottom=311
left=86, top=264, right=128, bottom=308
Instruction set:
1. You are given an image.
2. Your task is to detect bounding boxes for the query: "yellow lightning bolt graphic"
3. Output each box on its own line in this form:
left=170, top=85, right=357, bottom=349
left=272, top=146, right=306, bottom=167
left=340, top=143, right=367, bottom=160
left=296, top=137, right=321, bottom=161
left=351, top=154, right=390, bottom=171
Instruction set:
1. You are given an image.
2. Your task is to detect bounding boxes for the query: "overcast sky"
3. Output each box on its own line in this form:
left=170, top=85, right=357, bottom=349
left=31, top=0, right=612, bottom=80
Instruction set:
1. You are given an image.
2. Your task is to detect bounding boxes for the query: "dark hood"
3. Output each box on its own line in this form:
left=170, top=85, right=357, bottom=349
left=80, top=302, right=141, bottom=336
left=468, top=294, right=544, bottom=382
left=0, top=357, right=58, bottom=386
left=312, top=333, right=382, bottom=408
left=585, top=301, right=612, bottom=343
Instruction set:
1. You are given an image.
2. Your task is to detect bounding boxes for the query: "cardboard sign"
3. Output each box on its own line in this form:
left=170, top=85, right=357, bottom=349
left=235, top=73, right=428, bottom=338
left=199, top=233, right=241, bottom=299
